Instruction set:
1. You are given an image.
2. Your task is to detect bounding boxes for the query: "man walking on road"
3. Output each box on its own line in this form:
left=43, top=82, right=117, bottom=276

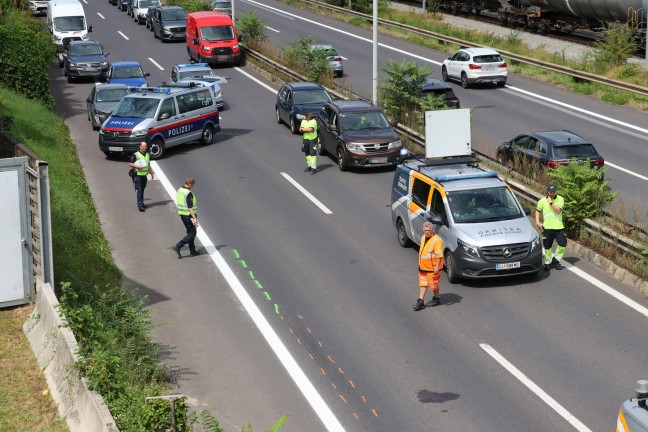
left=129, top=141, right=154, bottom=212
left=171, top=178, right=199, bottom=259
left=413, top=222, right=444, bottom=311
left=535, top=183, right=567, bottom=271
left=299, top=112, right=318, bottom=175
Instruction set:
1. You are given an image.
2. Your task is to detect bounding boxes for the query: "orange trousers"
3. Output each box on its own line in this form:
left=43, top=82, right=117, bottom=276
left=419, top=271, right=440, bottom=291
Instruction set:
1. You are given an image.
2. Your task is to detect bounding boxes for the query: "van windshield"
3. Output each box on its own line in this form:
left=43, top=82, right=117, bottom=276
left=112, top=98, right=159, bottom=119
left=139, top=0, right=159, bottom=8
left=200, top=25, right=234, bottom=41
left=53, top=16, right=85, bottom=32
left=447, top=187, right=523, bottom=223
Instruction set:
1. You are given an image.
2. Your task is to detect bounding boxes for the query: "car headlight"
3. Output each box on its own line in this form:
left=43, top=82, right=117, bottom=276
left=214, top=90, right=222, bottom=97
left=140, top=83, right=148, bottom=88
left=201, top=46, right=211, bottom=52
left=81, top=34, right=89, bottom=40
left=131, top=129, right=149, bottom=138
left=387, top=139, right=402, bottom=149
left=346, top=142, right=363, bottom=151
left=69, top=62, right=79, bottom=68
left=295, top=113, right=305, bottom=120
left=100, top=61, right=108, bottom=67
left=457, top=238, right=479, bottom=257
left=530, top=236, right=540, bottom=252
left=232, top=44, right=239, bottom=50
left=163, top=27, right=172, bottom=32
left=138, top=11, right=146, bottom=17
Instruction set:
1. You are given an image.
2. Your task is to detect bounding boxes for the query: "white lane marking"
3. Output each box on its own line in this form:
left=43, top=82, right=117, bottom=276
left=245, top=0, right=647, bottom=179
left=234, top=66, right=276, bottom=92
left=281, top=173, right=333, bottom=214
left=605, top=162, right=648, bottom=180
left=564, top=261, right=648, bottom=318
left=118, top=31, right=130, bottom=40
left=81, top=0, right=87, bottom=3
left=266, top=26, right=280, bottom=33
left=244, top=0, right=295, bottom=19
left=148, top=58, right=164, bottom=71
left=97, top=12, right=105, bottom=19
left=151, top=161, right=345, bottom=432
left=480, top=344, right=592, bottom=432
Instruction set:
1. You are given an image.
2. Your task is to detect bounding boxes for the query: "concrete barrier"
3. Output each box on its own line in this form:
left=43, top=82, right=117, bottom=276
left=23, top=282, right=119, bottom=432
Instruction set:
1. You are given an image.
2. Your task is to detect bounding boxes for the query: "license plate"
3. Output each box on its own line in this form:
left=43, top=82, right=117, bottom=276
left=482, top=64, right=495, bottom=71
left=496, top=262, right=520, bottom=270
left=369, top=157, right=388, bottom=164
left=108, top=146, right=123, bottom=152
left=217, top=55, right=229, bottom=62
left=83, top=67, right=98, bottom=72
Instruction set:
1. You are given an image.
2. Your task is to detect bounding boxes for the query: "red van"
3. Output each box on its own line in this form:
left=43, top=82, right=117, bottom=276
left=186, top=11, right=241, bottom=66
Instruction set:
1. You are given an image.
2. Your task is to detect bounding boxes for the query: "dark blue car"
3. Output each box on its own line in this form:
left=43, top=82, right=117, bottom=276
left=106, top=61, right=150, bottom=87
left=63, top=40, right=110, bottom=83
left=275, top=82, right=332, bottom=134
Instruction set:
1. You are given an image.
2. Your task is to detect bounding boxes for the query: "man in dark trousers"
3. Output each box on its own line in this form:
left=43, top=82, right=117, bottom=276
left=128, top=141, right=154, bottom=212
left=171, top=178, right=199, bottom=259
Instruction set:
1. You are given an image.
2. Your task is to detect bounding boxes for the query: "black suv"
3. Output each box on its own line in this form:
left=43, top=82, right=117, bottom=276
left=63, top=40, right=110, bottom=83
left=316, top=100, right=403, bottom=171
left=275, top=82, right=332, bottom=134
left=151, top=6, right=186, bottom=42
left=420, top=78, right=460, bottom=108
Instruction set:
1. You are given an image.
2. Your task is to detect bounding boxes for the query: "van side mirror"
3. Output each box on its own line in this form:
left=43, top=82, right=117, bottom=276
left=237, top=34, right=243, bottom=42
left=192, top=37, right=199, bottom=45
left=390, top=118, right=398, bottom=127
left=105, top=51, right=110, bottom=56
left=88, top=25, right=93, bottom=32
left=425, top=213, right=443, bottom=226
left=144, top=72, right=150, bottom=76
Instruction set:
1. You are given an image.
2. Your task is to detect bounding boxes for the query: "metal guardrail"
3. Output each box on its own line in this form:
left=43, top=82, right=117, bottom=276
left=242, top=46, right=647, bottom=259
left=297, top=0, right=648, bottom=98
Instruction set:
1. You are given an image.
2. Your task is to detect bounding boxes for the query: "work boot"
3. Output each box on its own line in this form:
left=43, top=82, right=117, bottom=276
left=413, top=298, right=425, bottom=311
left=426, top=297, right=440, bottom=307
left=303, top=167, right=311, bottom=172
left=189, top=250, right=200, bottom=257
left=171, top=245, right=182, bottom=259
left=552, top=261, right=563, bottom=270
left=310, top=168, right=317, bottom=175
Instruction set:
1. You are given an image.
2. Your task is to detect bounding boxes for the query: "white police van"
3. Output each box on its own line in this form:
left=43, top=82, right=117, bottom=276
left=99, top=85, right=220, bottom=159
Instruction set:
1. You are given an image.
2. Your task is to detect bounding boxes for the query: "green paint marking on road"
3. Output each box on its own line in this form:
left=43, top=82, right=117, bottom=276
left=232, top=249, right=240, bottom=259
left=239, top=260, right=248, bottom=268
left=254, top=280, right=263, bottom=289
left=249, top=270, right=255, bottom=280
left=274, top=304, right=279, bottom=314
left=264, top=292, right=271, bottom=301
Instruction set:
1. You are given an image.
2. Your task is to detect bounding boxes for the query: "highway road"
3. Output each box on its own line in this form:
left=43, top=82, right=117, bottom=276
left=47, top=0, right=648, bottom=430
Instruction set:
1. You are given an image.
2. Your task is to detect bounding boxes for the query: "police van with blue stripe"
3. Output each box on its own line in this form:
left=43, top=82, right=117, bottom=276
left=99, top=84, right=220, bottom=159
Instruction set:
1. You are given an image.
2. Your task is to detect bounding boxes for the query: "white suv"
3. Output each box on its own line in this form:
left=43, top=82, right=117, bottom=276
left=441, top=47, right=507, bottom=89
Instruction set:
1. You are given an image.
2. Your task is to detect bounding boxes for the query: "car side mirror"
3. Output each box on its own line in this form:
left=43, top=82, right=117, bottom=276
left=237, top=34, right=243, bottom=42
left=105, top=51, right=110, bottom=56
left=522, top=206, right=531, bottom=216
left=390, top=118, right=398, bottom=127
left=192, top=37, right=199, bottom=45
left=144, top=72, right=151, bottom=76
left=88, top=25, right=93, bottom=32
left=86, top=97, right=92, bottom=102
left=158, top=112, right=171, bottom=120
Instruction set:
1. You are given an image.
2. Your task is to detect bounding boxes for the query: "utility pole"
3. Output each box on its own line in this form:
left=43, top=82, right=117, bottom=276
left=232, top=0, right=235, bottom=21
left=372, top=0, right=378, bottom=104
left=644, top=0, right=647, bottom=67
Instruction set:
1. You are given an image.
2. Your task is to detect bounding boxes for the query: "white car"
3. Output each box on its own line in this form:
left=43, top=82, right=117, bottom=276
left=441, top=47, right=507, bottom=89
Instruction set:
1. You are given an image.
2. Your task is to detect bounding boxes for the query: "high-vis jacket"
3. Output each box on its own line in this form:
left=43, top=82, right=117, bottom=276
left=419, top=234, right=443, bottom=272
left=300, top=118, right=317, bottom=140
left=177, top=187, right=197, bottom=216
left=134, top=151, right=150, bottom=176
left=536, top=195, right=565, bottom=230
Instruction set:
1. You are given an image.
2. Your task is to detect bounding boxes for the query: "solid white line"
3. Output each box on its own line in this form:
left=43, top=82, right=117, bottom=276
left=341, top=56, right=348, bottom=60
left=97, top=12, right=105, bottom=19
left=234, top=66, right=276, bottom=92
left=563, top=262, right=648, bottom=318
left=281, top=172, right=333, bottom=214
left=266, top=26, right=280, bottom=33
left=150, top=161, right=345, bottom=432
left=81, top=0, right=87, bottom=3
left=480, top=344, right=592, bottom=432
left=148, top=58, right=164, bottom=71
left=118, top=31, right=130, bottom=40
left=605, top=162, right=648, bottom=180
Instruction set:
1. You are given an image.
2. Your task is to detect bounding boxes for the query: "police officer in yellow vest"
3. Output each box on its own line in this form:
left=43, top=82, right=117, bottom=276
left=128, top=141, right=155, bottom=212
left=413, top=222, right=444, bottom=311
left=171, top=178, right=199, bottom=259
left=299, top=112, right=318, bottom=175
left=535, top=184, right=566, bottom=271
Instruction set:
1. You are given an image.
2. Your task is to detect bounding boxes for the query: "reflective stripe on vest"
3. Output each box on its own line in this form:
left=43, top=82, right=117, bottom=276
left=419, top=234, right=443, bottom=271
left=134, top=151, right=149, bottom=176
left=301, top=119, right=317, bottom=140
left=177, top=187, right=197, bottom=216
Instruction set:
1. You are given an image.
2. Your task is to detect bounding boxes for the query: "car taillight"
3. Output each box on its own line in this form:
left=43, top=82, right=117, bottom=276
left=594, top=158, right=605, bottom=166
left=334, top=57, right=342, bottom=62
left=499, top=62, right=507, bottom=68
left=547, top=161, right=568, bottom=168
left=468, top=63, right=481, bottom=70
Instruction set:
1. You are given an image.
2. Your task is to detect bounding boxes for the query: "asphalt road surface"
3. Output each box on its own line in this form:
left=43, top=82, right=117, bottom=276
left=46, top=0, right=648, bottom=430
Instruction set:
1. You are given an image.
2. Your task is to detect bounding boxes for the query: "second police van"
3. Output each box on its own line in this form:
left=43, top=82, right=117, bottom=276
left=99, top=84, right=220, bottom=159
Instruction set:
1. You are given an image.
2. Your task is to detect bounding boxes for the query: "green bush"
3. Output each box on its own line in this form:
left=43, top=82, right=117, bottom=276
left=547, top=162, right=617, bottom=236
left=0, top=9, right=55, bottom=104
left=237, top=11, right=268, bottom=46
left=378, top=58, right=434, bottom=124
left=593, top=23, right=637, bottom=71
left=167, top=0, right=212, bottom=13
left=283, top=35, right=332, bottom=83
left=601, top=91, right=630, bottom=105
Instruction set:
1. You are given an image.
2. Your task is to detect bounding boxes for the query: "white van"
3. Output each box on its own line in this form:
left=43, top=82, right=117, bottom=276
left=47, top=0, right=93, bottom=66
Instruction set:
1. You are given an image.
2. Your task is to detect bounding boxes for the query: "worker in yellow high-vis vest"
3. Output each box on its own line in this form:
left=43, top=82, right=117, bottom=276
left=299, top=112, right=318, bottom=175
left=535, top=183, right=567, bottom=271
left=128, top=141, right=155, bottom=212
left=413, top=222, right=444, bottom=311
left=171, top=178, right=199, bottom=259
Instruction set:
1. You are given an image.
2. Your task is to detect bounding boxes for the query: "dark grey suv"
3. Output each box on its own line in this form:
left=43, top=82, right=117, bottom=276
left=275, top=82, right=332, bottom=134
left=151, top=6, right=186, bottom=42
left=63, top=40, right=110, bottom=83
left=316, top=100, right=403, bottom=171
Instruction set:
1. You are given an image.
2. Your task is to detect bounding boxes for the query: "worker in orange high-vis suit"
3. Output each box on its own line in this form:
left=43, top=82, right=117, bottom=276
left=413, top=221, right=444, bottom=311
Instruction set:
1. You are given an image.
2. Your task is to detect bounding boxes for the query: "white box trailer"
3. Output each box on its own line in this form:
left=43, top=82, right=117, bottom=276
left=46, top=0, right=93, bottom=66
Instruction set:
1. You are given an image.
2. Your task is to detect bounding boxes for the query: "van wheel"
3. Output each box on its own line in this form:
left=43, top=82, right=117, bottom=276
left=461, top=73, right=470, bottom=89
left=445, top=251, right=460, bottom=284
left=397, top=218, right=412, bottom=248
left=275, top=107, right=282, bottom=124
left=200, top=124, right=214, bottom=145
left=441, top=66, right=449, bottom=82
left=337, top=147, right=348, bottom=171
left=149, top=138, right=164, bottom=159
left=289, top=116, right=298, bottom=134
left=317, top=136, right=326, bottom=156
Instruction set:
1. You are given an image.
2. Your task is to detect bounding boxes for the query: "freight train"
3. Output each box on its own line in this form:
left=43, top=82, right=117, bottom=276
left=426, top=0, right=646, bottom=46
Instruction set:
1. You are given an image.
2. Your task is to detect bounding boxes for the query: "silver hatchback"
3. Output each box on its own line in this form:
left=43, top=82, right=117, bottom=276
left=311, top=44, right=343, bottom=78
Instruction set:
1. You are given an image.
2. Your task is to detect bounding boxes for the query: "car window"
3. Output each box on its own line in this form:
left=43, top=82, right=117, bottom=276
left=178, top=69, right=212, bottom=80
left=96, top=88, right=129, bottom=102
left=158, top=98, right=176, bottom=118
left=538, top=140, right=547, bottom=154
left=553, top=144, right=598, bottom=159
left=460, top=52, right=470, bottom=61
left=112, top=98, right=159, bottom=118
left=200, top=25, right=234, bottom=42
left=514, top=136, right=531, bottom=150
left=411, top=179, right=431, bottom=210
left=112, top=66, right=144, bottom=79
left=473, top=54, right=503, bottom=63
left=293, top=89, right=332, bottom=105
left=449, top=187, right=523, bottom=223
left=139, top=0, right=159, bottom=7
left=431, top=189, right=446, bottom=221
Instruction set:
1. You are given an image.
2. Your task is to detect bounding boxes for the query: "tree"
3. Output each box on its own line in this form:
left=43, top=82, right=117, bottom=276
left=237, top=11, right=268, bottom=48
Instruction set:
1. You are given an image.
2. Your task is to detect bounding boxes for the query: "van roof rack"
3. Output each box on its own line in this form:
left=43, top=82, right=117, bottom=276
left=432, top=171, right=498, bottom=182
left=403, top=155, right=479, bottom=171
